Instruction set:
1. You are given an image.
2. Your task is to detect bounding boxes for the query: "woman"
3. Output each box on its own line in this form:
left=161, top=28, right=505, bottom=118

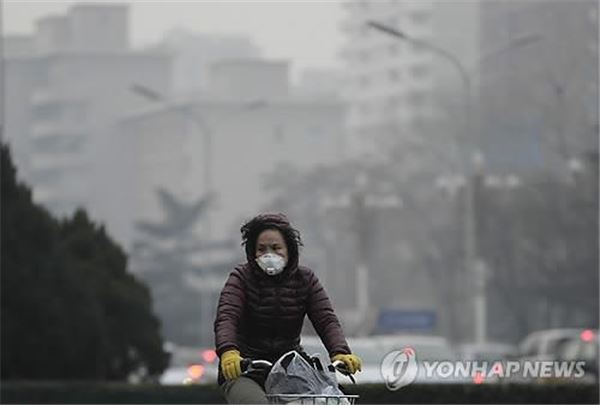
left=214, top=212, right=362, bottom=404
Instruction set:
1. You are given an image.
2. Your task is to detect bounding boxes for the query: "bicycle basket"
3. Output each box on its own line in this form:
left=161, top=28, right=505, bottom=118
left=266, top=393, right=359, bottom=405
left=265, top=351, right=358, bottom=405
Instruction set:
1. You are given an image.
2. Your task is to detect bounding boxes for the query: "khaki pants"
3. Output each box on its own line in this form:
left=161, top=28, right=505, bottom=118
left=221, top=376, right=269, bottom=404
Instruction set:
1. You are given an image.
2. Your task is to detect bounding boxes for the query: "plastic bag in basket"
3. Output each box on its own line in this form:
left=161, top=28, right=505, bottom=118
left=265, top=350, right=349, bottom=405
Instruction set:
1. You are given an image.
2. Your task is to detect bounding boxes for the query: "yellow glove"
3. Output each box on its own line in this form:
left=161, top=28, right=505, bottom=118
left=332, top=353, right=362, bottom=374
left=221, top=349, right=243, bottom=380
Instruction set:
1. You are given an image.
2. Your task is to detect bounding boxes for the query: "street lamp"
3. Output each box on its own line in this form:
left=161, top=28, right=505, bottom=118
left=367, top=21, right=542, bottom=160
left=367, top=21, right=473, bottom=155
left=476, top=34, right=542, bottom=73
left=367, top=20, right=484, bottom=344
left=367, top=21, right=541, bottom=344
left=130, top=85, right=214, bottom=225
left=131, top=84, right=266, bottom=346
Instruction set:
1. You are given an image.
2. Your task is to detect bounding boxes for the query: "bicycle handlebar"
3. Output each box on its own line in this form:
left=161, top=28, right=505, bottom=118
left=241, top=358, right=350, bottom=374
left=330, top=360, right=355, bottom=383
left=241, top=358, right=273, bottom=373
left=241, top=357, right=356, bottom=384
left=331, top=360, right=346, bottom=371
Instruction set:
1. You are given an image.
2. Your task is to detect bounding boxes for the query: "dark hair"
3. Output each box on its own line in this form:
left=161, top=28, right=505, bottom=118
left=240, top=213, right=303, bottom=263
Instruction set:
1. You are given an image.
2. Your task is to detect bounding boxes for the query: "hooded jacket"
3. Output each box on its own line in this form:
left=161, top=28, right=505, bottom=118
left=213, top=213, right=351, bottom=386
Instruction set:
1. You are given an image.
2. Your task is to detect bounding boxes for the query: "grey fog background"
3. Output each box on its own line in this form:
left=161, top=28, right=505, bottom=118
left=2, top=0, right=598, bottom=372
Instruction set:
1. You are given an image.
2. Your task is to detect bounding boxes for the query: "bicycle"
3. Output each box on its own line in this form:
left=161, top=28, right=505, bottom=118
left=241, top=354, right=359, bottom=405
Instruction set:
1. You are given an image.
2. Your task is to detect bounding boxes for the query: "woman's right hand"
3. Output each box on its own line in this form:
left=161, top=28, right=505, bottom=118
left=221, top=349, right=243, bottom=380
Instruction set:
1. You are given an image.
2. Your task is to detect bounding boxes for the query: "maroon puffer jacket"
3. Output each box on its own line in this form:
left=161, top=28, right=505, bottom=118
left=214, top=260, right=351, bottom=385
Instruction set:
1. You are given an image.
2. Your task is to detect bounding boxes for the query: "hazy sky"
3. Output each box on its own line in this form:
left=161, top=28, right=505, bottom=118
left=3, top=0, right=345, bottom=74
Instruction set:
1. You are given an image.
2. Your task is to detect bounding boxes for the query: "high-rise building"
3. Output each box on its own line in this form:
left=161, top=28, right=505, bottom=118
left=339, top=0, right=479, bottom=158
left=208, top=59, right=291, bottom=101
left=154, top=29, right=262, bottom=97
left=340, top=0, right=435, bottom=155
left=4, top=4, right=171, bottom=221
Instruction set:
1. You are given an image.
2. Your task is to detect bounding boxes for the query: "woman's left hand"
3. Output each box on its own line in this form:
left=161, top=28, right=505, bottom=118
left=331, top=353, right=362, bottom=374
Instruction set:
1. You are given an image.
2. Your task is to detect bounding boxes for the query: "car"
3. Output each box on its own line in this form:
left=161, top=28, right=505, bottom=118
left=303, top=334, right=465, bottom=384
left=518, top=328, right=586, bottom=360
left=159, top=345, right=219, bottom=385
left=513, top=328, right=597, bottom=383
left=458, top=342, right=516, bottom=362
left=160, top=366, right=193, bottom=385
left=375, top=334, right=467, bottom=384
left=302, top=334, right=469, bottom=385
left=558, top=329, right=598, bottom=383
left=456, top=342, right=517, bottom=384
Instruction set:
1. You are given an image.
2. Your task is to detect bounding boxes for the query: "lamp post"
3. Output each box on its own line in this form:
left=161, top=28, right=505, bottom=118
left=367, top=20, right=482, bottom=343
left=130, top=85, right=265, bottom=345
left=367, top=21, right=541, bottom=344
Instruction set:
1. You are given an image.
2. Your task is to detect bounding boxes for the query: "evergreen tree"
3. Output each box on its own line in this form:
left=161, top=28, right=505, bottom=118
left=1, top=143, right=169, bottom=380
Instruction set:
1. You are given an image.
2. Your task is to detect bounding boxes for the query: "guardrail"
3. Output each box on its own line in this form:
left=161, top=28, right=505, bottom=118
left=1, top=381, right=597, bottom=404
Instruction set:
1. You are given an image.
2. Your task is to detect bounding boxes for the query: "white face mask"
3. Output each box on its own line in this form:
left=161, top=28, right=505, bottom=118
left=256, top=253, right=287, bottom=276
